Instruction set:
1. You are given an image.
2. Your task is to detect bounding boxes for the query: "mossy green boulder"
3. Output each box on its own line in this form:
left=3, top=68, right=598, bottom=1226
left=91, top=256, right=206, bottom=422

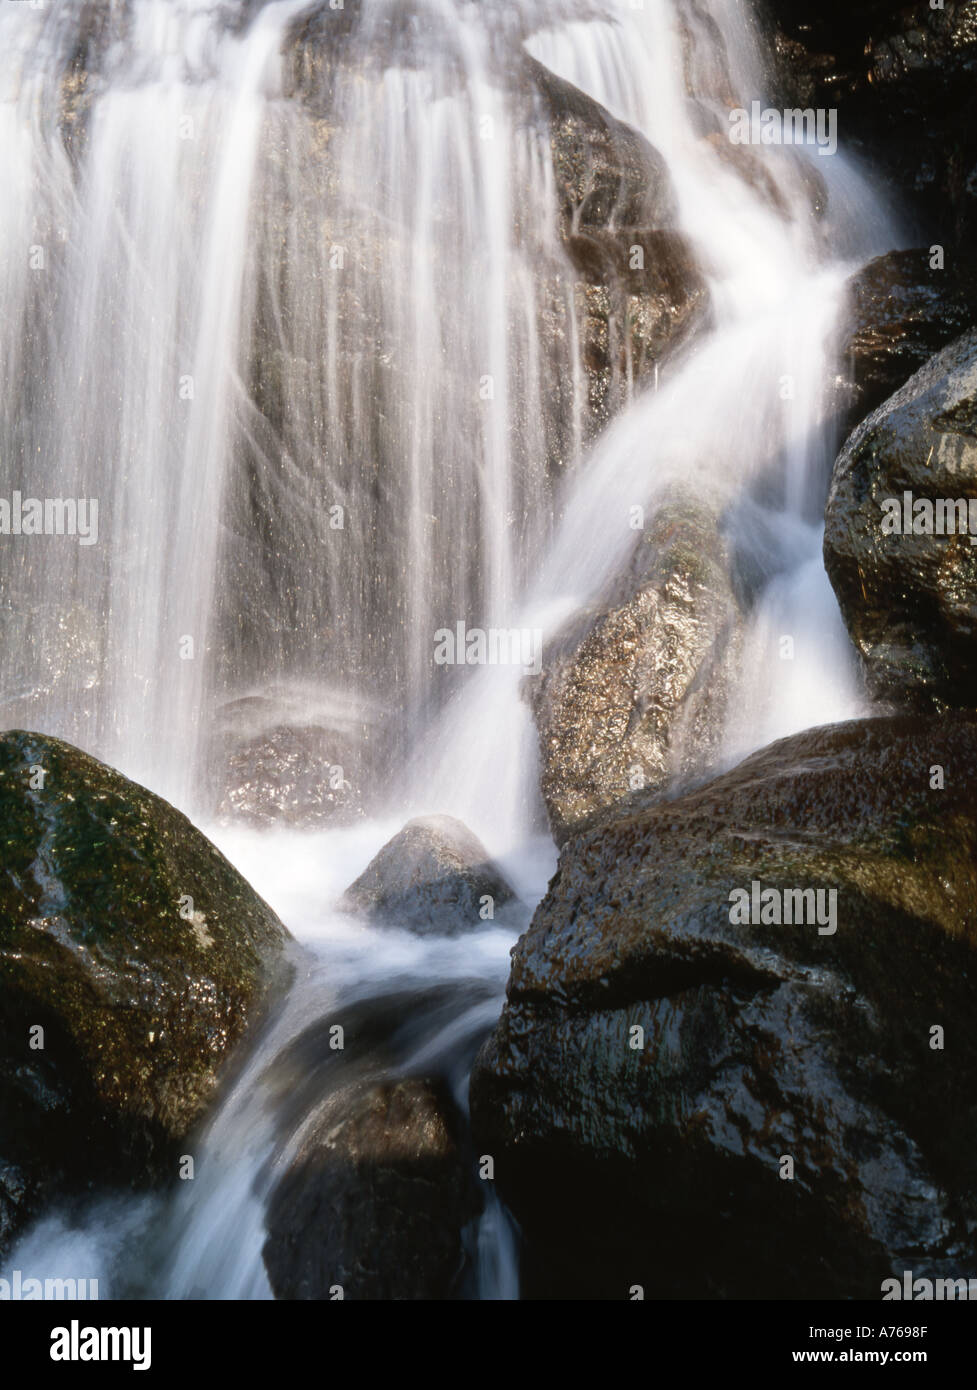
left=0, top=730, right=292, bottom=1252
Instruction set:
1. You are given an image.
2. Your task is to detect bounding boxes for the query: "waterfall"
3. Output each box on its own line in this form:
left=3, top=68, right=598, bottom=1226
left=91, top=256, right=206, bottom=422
left=0, top=0, right=593, bottom=810
left=416, top=0, right=895, bottom=851
left=0, top=0, right=899, bottom=1299
left=0, top=0, right=319, bottom=807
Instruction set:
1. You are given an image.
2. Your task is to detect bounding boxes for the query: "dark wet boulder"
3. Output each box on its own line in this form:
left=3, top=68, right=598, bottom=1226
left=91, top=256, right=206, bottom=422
left=531, top=492, right=746, bottom=845
left=341, top=816, right=516, bottom=934
left=0, top=731, right=291, bottom=1255
left=840, top=250, right=977, bottom=435
left=471, top=713, right=977, bottom=1299
left=263, top=1076, right=478, bottom=1300
left=824, top=328, right=977, bottom=709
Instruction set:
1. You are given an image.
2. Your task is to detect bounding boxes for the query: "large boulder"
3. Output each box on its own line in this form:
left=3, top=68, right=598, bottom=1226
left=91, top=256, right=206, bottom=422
left=531, top=492, right=746, bottom=845
left=471, top=714, right=977, bottom=1299
left=0, top=731, right=292, bottom=1254
left=341, top=816, right=516, bottom=934
left=824, top=328, right=977, bottom=709
left=222, top=21, right=707, bottom=782
left=263, top=1075, right=477, bottom=1300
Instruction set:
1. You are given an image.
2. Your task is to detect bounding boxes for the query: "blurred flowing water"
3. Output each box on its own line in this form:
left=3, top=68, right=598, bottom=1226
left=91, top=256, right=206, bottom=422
left=0, top=0, right=896, bottom=1298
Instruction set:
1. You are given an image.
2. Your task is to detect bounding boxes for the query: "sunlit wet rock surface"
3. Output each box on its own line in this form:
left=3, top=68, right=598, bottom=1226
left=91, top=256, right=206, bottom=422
left=342, top=815, right=517, bottom=935
left=531, top=491, right=746, bottom=844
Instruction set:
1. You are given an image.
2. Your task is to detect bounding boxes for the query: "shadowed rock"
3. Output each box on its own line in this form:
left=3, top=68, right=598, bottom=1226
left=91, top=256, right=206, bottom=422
left=263, top=1075, right=478, bottom=1301
left=769, top=0, right=977, bottom=249
left=838, top=250, right=977, bottom=435
left=472, top=713, right=977, bottom=1298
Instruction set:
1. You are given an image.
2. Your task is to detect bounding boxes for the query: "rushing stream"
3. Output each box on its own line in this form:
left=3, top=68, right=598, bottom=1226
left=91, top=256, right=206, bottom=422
left=1, top=0, right=901, bottom=1298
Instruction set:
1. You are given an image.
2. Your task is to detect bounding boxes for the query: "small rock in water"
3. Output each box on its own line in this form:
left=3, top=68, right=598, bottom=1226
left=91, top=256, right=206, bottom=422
left=341, top=815, right=516, bottom=935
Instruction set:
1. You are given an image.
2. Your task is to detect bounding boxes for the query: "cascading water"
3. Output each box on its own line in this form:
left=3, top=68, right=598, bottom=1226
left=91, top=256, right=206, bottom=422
left=418, top=0, right=898, bottom=849
left=0, top=0, right=899, bottom=1298
left=0, top=0, right=321, bottom=808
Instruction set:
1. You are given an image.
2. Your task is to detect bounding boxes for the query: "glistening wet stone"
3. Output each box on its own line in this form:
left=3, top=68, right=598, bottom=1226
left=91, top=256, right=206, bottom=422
left=472, top=714, right=977, bottom=1298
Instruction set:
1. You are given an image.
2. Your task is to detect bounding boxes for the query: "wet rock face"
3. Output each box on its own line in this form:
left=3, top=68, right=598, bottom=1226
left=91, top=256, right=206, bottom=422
left=824, top=329, right=977, bottom=710
left=527, top=56, right=676, bottom=233
left=840, top=251, right=977, bottom=435
left=222, top=20, right=708, bottom=777
left=0, top=730, right=292, bottom=1255
left=263, top=1076, right=478, bottom=1301
left=215, top=721, right=365, bottom=827
left=0, top=601, right=99, bottom=737
left=528, top=57, right=710, bottom=436
left=471, top=714, right=977, bottom=1299
left=531, top=494, right=745, bottom=845
left=341, top=816, right=516, bottom=934
left=567, top=228, right=709, bottom=429
left=770, top=1, right=977, bottom=248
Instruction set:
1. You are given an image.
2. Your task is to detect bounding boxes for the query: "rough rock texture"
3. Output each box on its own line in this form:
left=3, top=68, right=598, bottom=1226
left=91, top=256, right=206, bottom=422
left=215, top=720, right=365, bottom=827
left=263, top=1075, right=478, bottom=1301
left=531, top=493, right=746, bottom=845
left=566, top=227, right=708, bottom=431
left=341, top=816, right=516, bottom=934
left=526, top=54, right=676, bottom=233
left=824, top=329, right=977, bottom=709
left=840, top=250, right=977, bottom=434
left=527, top=56, right=710, bottom=436
left=0, top=730, right=292, bottom=1254
left=769, top=1, right=977, bottom=249
left=471, top=714, right=977, bottom=1299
